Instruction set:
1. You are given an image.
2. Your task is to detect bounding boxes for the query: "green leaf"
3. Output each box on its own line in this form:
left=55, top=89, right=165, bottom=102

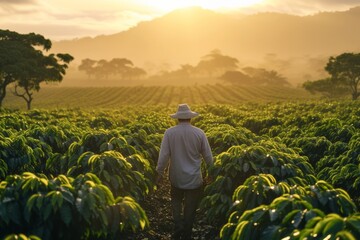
left=243, top=162, right=250, bottom=172
left=283, top=209, right=303, bottom=228
left=61, top=187, right=75, bottom=204
left=262, top=225, right=281, bottom=239
left=43, top=203, right=52, bottom=221
left=60, top=204, right=73, bottom=226
left=8, top=202, right=22, bottom=225
left=323, top=217, right=344, bottom=236
left=103, top=170, right=111, bottom=182
left=232, top=220, right=249, bottom=239
left=335, top=230, right=356, bottom=240
left=298, top=228, right=313, bottom=240
left=347, top=217, right=360, bottom=235
left=269, top=208, right=279, bottom=222
left=26, top=194, right=38, bottom=212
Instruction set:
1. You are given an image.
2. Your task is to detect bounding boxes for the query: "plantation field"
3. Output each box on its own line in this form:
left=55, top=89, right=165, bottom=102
left=1, top=98, right=360, bottom=239
left=2, top=84, right=319, bottom=109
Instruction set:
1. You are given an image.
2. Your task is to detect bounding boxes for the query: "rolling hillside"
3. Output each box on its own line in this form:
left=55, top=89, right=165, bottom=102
left=51, top=6, right=360, bottom=85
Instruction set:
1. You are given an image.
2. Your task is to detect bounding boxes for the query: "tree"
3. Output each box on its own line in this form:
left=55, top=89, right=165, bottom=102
left=0, top=29, right=73, bottom=109
left=195, top=49, right=239, bottom=77
left=0, top=30, right=50, bottom=108
left=219, top=70, right=253, bottom=85
left=304, top=53, right=360, bottom=100
left=95, top=59, right=112, bottom=79
left=303, top=78, right=348, bottom=98
left=78, top=58, right=138, bottom=80
left=14, top=53, right=74, bottom=110
left=78, top=58, right=97, bottom=78
left=109, top=58, right=133, bottom=78
left=124, top=67, right=147, bottom=80
left=219, top=67, right=289, bottom=86
left=242, top=67, right=289, bottom=86
left=325, top=52, right=360, bottom=100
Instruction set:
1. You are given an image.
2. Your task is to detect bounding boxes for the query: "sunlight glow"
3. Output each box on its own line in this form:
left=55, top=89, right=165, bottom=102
left=140, top=0, right=265, bottom=12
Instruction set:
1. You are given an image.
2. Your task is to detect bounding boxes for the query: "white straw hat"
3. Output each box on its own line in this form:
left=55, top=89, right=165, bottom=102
left=170, top=104, right=199, bottom=119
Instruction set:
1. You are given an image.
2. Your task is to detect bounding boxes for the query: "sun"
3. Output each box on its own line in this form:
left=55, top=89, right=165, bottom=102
left=143, top=0, right=265, bottom=13
left=199, top=0, right=265, bottom=10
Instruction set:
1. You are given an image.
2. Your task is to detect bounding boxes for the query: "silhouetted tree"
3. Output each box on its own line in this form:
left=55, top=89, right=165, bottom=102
left=195, top=49, right=239, bottom=77
left=303, top=78, right=348, bottom=98
left=78, top=58, right=145, bottom=80
left=78, top=58, right=97, bottom=78
left=220, top=67, right=288, bottom=86
left=219, top=71, right=253, bottom=85
left=304, top=52, right=360, bottom=100
left=124, top=67, right=147, bottom=80
left=95, top=59, right=112, bottom=79
left=110, top=58, right=133, bottom=78
left=0, top=30, right=51, bottom=108
left=242, top=67, right=289, bottom=86
left=326, top=52, right=360, bottom=100
left=0, top=29, right=73, bottom=109
left=13, top=53, right=73, bottom=110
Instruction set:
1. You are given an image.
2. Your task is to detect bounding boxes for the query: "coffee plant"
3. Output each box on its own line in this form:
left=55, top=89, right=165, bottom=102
left=1, top=100, right=360, bottom=239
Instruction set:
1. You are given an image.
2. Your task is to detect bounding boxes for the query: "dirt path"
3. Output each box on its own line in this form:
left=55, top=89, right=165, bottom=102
left=126, top=179, right=220, bottom=240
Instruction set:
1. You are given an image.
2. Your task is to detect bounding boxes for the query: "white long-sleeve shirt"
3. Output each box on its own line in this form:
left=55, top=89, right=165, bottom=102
left=156, top=122, right=213, bottom=189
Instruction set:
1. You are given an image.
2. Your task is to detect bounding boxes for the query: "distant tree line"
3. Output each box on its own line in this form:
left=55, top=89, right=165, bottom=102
left=78, top=58, right=147, bottom=80
left=220, top=67, right=289, bottom=86
left=0, top=29, right=73, bottom=110
left=149, top=49, right=290, bottom=87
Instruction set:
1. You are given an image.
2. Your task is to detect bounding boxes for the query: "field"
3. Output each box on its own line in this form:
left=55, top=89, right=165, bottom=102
left=1, top=85, right=360, bottom=239
left=2, top=85, right=319, bottom=109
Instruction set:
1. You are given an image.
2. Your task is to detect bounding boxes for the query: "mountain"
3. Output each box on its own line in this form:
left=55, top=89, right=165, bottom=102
left=52, top=6, right=360, bottom=84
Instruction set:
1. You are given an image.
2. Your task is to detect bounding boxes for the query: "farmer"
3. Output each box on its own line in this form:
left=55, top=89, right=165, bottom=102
left=156, top=103, right=213, bottom=240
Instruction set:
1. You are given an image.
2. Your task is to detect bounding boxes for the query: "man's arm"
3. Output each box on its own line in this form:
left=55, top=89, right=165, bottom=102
left=201, top=133, right=213, bottom=167
left=156, top=131, right=170, bottom=178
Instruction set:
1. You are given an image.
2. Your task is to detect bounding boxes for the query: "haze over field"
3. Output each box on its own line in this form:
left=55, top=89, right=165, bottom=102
left=2, top=0, right=360, bottom=86
left=2, top=0, right=359, bottom=40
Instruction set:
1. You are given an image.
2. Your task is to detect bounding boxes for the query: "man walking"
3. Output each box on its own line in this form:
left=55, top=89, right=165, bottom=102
left=156, top=103, right=213, bottom=240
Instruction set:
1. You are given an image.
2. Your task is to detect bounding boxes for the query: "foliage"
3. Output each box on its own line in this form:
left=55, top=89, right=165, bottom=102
left=0, top=172, right=148, bottom=239
left=78, top=57, right=146, bottom=80
left=304, top=52, right=360, bottom=100
left=3, top=234, right=41, bottom=240
left=0, top=30, right=49, bottom=108
left=196, top=49, right=239, bottom=77
left=206, top=124, right=258, bottom=154
left=1, top=101, right=360, bottom=239
left=303, top=78, right=348, bottom=98
left=220, top=67, right=289, bottom=86
left=69, top=151, right=154, bottom=200
left=221, top=179, right=358, bottom=240
left=325, top=52, right=360, bottom=100
left=200, top=140, right=315, bottom=225
left=0, top=29, right=73, bottom=110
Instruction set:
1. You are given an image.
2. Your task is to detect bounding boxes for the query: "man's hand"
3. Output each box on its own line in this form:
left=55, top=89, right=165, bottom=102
left=204, top=175, right=213, bottom=185
left=156, top=173, right=164, bottom=187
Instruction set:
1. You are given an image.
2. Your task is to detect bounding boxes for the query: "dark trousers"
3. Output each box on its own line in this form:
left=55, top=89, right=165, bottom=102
left=170, top=185, right=203, bottom=240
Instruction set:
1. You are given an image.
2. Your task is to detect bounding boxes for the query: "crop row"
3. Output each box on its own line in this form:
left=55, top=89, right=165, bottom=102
left=3, top=85, right=318, bottom=109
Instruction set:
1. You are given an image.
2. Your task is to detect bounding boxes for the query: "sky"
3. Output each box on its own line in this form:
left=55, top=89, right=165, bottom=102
left=1, top=0, right=360, bottom=41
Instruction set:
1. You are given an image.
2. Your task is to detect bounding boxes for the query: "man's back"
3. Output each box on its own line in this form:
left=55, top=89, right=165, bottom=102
left=157, top=121, right=213, bottom=189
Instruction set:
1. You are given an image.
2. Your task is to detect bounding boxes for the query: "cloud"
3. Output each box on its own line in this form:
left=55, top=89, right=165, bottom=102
left=1, top=0, right=360, bottom=40
left=315, top=0, right=360, bottom=5
left=254, top=0, right=360, bottom=15
left=0, top=1, right=154, bottom=40
left=0, top=0, right=35, bottom=3
left=0, top=0, right=38, bottom=15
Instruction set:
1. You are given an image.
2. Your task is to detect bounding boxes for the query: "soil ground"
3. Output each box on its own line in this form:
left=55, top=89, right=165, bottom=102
left=125, top=179, right=221, bottom=240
